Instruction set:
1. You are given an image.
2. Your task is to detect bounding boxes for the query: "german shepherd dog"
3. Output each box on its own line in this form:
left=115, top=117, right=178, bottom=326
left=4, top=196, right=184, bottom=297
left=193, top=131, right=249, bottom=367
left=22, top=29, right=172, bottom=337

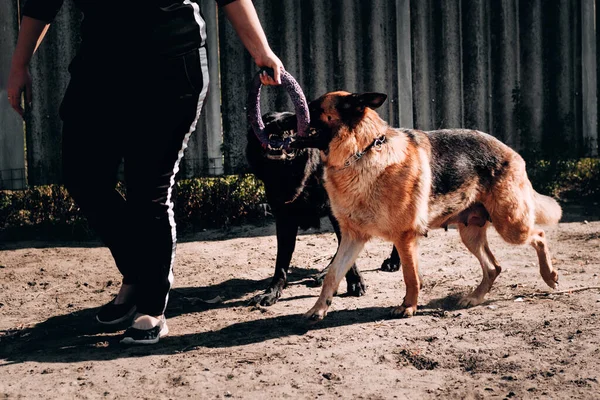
left=246, top=111, right=374, bottom=306
left=297, top=91, right=562, bottom=321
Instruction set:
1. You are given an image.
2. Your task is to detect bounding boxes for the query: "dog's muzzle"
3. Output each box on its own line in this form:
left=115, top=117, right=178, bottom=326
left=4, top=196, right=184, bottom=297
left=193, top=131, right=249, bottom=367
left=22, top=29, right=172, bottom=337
left=266, top=127, right=321, bottom=158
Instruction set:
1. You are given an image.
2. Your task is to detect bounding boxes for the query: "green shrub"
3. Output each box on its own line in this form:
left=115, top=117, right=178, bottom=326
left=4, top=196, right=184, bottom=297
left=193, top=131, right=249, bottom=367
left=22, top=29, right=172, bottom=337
left=174, top=174, right=266, bottom=231
left=0, top=175, right=266, bottom=241
left=527, top=158, right=600, bottom=201
left=1, top=160, right=598, bottom=242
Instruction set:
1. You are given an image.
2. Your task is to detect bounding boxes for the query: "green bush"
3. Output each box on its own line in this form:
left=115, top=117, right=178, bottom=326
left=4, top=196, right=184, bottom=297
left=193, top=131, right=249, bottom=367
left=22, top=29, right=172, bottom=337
left=1, top=160, right=598, bottom=242
left=174, top=174, right=266, bottom=231
left=0, top=184, right=92, bottom=240
left=527, top=158, right=600, bottom=201
left=0, top=175, right=266, bottom=241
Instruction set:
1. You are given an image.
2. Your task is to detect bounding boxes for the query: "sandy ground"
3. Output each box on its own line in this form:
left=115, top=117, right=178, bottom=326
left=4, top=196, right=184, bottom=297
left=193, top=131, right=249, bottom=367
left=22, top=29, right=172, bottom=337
left=1, top=205, right=599, bottom=399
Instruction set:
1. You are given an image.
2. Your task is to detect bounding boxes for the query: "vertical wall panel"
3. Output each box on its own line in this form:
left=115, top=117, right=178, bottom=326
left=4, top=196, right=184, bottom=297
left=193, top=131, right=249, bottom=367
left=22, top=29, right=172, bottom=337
left=181, top=1, right=224, bottom=178
left=204, top=1, right=225, bottom=176
left=362, top=0, right=392, bottom=123
left=179, top=1, right=223, bottom=178
left=279, top=0, right=304, bottom=112
left=301, top=1, right=334, bottom=101
left=411, top=0, right=435, bottom=130
left=436, top=0, right=464, bottom=128
left=383, top=1, right=400, bottom=126
left=461, top=0, right=491, bottom=133
left=0, top=0, right=26, bottom=189
left=179, top=117, right=208, bottom=179
left=218, top=7, right=254, bottom=174
left=26, top=2, right=81, bottom=185
left=489, top=0, right=519, bottom=147
left=597, top=0, right=600, bottom=156
left=179, top=113, right=209, bottom=179
left=582, top=0, right=598, bottom=156
left=254, top=1, right=286, bottom=113
left=333, top=0, right=364, bottom=93
left=518, top=0, right=544, bottom=153
left=573, top=0, right=583, bottom=156
left=569, top=0, right=585, bottom=157
left=397, top=0, right=413, bottom=128
left=542, top=0, right=577, bottom=156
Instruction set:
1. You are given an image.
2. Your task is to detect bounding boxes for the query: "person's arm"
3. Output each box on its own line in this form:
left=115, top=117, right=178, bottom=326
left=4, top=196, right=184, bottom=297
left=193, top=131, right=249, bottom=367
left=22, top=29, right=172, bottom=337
left=8, top=0, right=63, bottom=116
left=221, top=0, right=284, bottom=85
left=7, top=16, right=49, bottom=117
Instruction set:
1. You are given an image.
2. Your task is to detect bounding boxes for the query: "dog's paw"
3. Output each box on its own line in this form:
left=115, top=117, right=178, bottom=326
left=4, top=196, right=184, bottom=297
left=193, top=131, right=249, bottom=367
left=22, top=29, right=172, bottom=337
left=346, top=277, right=366, bottom=297
left=380, top=257, right=401, bottom=272
left=248, top=289, right=281, bottom=307
left=389, top=305, right=416, bottom=318
left=457, top=294, right=484, bottom=308
left=542, top=271, right=559, bottom=289
left=304, top=304, right=328, bottom=323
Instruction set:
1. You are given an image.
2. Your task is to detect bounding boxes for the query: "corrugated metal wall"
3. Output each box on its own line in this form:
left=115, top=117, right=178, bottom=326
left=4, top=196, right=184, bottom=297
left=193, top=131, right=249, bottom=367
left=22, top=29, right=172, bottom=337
left=409, top=0, right=597, bottom=158
left=0, top=0, right=598, bottom=188
left=220, top=0, right=407, bottom=173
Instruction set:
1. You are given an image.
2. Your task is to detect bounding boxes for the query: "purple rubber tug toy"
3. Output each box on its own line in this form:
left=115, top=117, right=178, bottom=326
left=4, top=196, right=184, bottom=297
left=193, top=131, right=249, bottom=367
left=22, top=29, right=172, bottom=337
left=247, top=67, right=311, bottom=151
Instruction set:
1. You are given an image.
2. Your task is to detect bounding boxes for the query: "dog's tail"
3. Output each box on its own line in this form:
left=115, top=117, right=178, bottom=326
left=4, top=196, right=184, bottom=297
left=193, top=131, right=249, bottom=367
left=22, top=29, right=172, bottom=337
left=533, top=191, right=562, bottom=225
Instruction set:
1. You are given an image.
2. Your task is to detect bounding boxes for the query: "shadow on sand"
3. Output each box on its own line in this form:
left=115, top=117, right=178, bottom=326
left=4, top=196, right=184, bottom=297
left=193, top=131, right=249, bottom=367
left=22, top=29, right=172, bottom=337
left=0, top=283, right=471, bottom=366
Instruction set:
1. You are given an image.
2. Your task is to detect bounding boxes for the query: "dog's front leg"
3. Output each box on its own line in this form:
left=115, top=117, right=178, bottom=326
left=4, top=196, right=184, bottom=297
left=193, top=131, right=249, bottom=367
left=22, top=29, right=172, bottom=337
left=312, top=213, right=366, bottom=297
left=390, top=232, right=420, bottom=318
left=304, top=235, right=365, bottom=322
left=249, top=213, right=298, bottom=306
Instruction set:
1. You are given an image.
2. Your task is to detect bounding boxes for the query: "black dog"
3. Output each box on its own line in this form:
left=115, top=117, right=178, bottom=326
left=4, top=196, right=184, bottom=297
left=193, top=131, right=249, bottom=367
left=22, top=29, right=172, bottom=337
left=246, top=112, right=400, bottom=306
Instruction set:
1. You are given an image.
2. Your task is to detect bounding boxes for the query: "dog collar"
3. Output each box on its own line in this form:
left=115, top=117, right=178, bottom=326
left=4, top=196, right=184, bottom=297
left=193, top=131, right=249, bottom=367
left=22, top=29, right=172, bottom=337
left=342, top=135, right=386, bottom=168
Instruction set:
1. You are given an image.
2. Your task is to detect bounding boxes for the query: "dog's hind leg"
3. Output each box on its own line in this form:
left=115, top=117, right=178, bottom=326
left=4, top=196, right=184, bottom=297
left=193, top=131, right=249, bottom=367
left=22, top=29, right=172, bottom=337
left=304, top=235, right=366, bottom=322
left=390, top=232, right=421, bottom=318
left=381, top=246, right=401, bottom=272
left=529, top=229, right=559, bottom=289
left=486, top=172, right=559, bottom=289
left=312, top=214, right=366, bottom=297
left=494, top=221, right=558, bottom=289
left=457, top=223, right=502, bottom=308
left=249, top=213, right=298, bottom=306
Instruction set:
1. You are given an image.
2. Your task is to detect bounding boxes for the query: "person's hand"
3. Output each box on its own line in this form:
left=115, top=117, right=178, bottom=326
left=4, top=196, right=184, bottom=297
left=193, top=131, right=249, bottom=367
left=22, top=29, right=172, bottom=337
left=7, top=64, right=32, bottom=118
left=255, top=49, right=284, bottom=86
left=221, top=0, right=284, bottom=85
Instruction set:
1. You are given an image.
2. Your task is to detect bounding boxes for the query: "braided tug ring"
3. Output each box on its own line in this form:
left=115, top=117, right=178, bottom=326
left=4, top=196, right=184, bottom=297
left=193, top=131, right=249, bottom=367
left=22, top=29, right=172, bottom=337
left=247, top=68, right=311, bottom=151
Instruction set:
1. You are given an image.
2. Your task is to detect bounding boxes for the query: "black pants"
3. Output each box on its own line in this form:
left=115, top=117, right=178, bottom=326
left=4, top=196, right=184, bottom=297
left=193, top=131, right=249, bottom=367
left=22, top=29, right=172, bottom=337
left=60, top=48, right=209, bottom=316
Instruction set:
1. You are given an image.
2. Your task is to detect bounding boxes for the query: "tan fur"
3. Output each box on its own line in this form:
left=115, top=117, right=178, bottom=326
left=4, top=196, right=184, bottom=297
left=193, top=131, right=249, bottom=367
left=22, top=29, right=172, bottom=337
left=304, top=91, right=561, bottom=322
left=534, top=191, right=563, bottom=225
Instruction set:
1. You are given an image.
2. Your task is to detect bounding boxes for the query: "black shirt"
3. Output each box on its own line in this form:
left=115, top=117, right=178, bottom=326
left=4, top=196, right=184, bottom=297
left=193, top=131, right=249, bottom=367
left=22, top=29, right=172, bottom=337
left=22, top=0, right=237, bottom=57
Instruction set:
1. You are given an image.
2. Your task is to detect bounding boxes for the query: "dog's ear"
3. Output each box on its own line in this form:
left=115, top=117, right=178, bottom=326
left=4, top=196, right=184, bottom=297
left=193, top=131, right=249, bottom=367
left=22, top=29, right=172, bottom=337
left=357, top=92, right=387, bottom=110
left=339, top=92, right=387, bottom=114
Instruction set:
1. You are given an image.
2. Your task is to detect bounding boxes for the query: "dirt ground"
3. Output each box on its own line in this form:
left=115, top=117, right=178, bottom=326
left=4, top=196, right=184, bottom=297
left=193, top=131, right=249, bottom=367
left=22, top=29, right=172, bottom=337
left=1, top=204, right=599, bottom=399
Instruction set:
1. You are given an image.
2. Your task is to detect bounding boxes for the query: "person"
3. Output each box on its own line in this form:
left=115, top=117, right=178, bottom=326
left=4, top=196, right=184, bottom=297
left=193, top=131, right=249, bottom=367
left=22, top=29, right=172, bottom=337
left=7, top=0, right=284, bottom=345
